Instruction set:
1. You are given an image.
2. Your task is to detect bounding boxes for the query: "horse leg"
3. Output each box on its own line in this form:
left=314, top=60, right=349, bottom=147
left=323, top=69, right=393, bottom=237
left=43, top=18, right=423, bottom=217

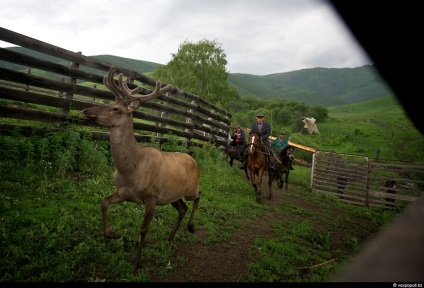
left=244, top=167, right=250, bottom=179
left=250, top=169, right=257, bottom=191
left=267, top=170, right=274, bottom=200
left=285, top=172, right=289, bottom=191
left=236, top=145, right=242, bottom=160
left=277, top=172, right=284, bottom=189
left=249, top=170, right=261, bottom=203
left=255, top=169, right=265, bottom=203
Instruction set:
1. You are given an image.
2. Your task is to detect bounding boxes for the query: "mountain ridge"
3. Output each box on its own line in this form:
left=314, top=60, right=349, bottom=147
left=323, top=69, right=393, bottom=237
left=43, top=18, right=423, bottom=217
left=2, top=47, right=393, bottom=107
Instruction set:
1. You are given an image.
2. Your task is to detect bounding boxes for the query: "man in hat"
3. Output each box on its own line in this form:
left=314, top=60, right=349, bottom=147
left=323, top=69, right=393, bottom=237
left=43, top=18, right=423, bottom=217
left=272, top=131, right=294, bottom=170
left=272, top=131, right=288, bottom=153
left=239, top=113, right=275, bottom=170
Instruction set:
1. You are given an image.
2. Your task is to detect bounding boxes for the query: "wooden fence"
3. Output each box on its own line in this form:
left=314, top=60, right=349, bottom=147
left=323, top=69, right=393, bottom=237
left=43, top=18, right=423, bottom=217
left=0, top=27, right=232, bottom=148
left=311, top=150, right=424, bottom=209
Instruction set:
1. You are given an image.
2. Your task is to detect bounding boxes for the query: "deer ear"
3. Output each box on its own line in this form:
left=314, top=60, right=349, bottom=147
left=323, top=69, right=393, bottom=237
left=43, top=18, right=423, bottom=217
left=128, top=100, right=140, bottom=111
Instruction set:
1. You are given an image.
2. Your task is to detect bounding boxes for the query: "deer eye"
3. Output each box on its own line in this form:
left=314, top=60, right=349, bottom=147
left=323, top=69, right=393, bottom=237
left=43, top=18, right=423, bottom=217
left=111, top=107, right=119, bottom=112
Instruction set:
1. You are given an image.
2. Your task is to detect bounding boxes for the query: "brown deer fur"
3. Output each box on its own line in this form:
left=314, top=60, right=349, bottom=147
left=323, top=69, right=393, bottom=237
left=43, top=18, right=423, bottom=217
left=82, top=67, right=201, bottom=268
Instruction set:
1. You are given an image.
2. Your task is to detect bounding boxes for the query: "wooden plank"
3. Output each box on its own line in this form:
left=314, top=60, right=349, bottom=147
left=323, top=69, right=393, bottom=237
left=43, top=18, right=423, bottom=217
left=288, top=141, right=317, bottom=153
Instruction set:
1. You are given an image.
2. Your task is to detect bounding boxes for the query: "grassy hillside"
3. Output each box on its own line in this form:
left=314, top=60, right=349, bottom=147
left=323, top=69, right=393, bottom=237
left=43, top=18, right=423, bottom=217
left=91, top=55, right=160, bottom=74
left=229, top=65, right=393, bottom=106
left=0, top=48, right=160, bottom=78
left=289, top=96, right=424, bottom=162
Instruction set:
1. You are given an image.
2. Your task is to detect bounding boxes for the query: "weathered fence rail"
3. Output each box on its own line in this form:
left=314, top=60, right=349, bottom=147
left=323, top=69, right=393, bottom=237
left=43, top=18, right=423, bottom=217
left=311, top=150, right=424, bottom=209
left=0, top=27, right=232, bottom=148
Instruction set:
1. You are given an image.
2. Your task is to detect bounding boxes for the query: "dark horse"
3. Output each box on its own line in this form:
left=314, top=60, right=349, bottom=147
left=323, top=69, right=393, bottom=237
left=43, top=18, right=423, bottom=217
left=269, top=145, right=295, bottom=191
left=226, top=143, right=249, bottom=179
left=246, top=132, right=271, bottom=203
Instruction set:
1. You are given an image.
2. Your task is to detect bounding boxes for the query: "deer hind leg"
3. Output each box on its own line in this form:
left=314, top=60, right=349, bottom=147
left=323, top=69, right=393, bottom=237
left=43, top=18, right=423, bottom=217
left=102, top=189, right=125, bottom=239
left=132, top=197, right=157, bottom=268
left=168, top=199, right=188, bottom=241
left=187, top=191, right=201, bottom=233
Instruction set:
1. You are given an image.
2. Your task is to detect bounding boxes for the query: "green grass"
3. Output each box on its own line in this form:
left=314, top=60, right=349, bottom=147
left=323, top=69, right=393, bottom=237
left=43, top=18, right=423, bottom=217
left=289, top=96, right=424, bottom=162
left=0, top=130, right=400, bottom=282
left=1, top=95, right=421, bottom=282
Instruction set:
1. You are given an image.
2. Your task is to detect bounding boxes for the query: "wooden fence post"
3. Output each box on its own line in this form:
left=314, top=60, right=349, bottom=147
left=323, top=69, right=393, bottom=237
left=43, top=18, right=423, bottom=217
left=92, top=84, right=96, bottom=101
left=185, top=100, right=196, bottom=146
left=58, top=77, right=65, bottom=98
left=62, top=52, right=81, bottom=114
left=25, top=68, right=31, bottom=91
left=157, top=92, right=171, bottom=139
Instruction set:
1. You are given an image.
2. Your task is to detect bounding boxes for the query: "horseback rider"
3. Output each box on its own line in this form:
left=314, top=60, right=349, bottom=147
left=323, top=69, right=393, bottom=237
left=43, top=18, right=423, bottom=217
left=272, top=131, right=294, bottom=170
left=229, top=125, right=247, bottom=159
left=239, top=113, right=276, bottom=170
left=229, top=125, right=247, bottom=147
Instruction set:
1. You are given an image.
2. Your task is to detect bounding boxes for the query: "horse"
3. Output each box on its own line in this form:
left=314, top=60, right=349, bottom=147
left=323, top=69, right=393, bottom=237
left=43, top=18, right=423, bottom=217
left=226, top=143, right=249, bottom=179
left=268, top=145, right=295, bottom=192
left=246, top=132, right=271, bottom=203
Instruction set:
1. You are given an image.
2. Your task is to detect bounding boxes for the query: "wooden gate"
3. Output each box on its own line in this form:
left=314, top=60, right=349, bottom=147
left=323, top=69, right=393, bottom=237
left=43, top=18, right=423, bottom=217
left=311, top=150, right=424, bottom=209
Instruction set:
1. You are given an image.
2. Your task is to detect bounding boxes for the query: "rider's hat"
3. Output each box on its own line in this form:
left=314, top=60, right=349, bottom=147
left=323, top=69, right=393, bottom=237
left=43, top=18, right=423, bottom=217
left=256, top=113, right=264, bottom=118
left=280, top=131, right=285, bottom=135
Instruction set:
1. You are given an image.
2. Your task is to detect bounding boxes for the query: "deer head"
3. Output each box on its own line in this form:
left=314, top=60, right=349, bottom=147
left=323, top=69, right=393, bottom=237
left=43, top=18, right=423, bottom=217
left=82, top=67, right=173, bottom=127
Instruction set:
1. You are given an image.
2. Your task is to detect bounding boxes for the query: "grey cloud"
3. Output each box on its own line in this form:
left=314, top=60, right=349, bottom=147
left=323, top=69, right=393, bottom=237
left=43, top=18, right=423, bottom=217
left=0, top=0, right=371, bottom=75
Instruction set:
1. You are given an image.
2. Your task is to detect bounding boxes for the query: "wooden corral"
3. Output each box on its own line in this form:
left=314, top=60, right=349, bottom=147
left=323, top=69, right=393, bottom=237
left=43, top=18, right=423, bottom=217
left=0, top=28, right=231, bottom=148
left=311, top=151, right=424, bottom=209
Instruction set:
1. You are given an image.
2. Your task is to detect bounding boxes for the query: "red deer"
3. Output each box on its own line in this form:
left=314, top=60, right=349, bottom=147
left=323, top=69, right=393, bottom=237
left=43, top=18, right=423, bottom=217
left=82, top=67, right=201, bottom=268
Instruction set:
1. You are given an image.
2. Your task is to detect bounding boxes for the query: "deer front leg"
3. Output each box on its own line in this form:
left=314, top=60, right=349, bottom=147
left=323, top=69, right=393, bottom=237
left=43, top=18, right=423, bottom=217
left=132, top=197, right=157, bottom=268
left=102, top=189, right=125, bottom=239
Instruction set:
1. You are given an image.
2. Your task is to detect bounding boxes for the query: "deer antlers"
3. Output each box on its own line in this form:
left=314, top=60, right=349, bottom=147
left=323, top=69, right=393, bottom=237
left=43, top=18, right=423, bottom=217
left=103, top=67, right=173, bottom=103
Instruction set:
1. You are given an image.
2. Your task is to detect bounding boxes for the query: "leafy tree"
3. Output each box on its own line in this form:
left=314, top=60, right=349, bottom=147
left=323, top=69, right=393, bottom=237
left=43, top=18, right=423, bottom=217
left=152, top=39, right=240, bottom=107
left=273, top=107, right=293, bottom=126
left=307, top=105, right=328, bottom=122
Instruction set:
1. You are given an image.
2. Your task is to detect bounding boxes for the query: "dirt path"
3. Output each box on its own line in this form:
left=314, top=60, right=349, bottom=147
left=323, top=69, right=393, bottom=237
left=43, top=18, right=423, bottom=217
left=149, top=172, right=296, bottom=282
left=148, top=170, right=378, bottom=282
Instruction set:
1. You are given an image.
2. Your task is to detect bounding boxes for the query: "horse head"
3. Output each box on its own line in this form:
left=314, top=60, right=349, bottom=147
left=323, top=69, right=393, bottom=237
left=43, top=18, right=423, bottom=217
left=247, top=132, right=262, bottom=154
left=278, top=145, right=295, bottom=163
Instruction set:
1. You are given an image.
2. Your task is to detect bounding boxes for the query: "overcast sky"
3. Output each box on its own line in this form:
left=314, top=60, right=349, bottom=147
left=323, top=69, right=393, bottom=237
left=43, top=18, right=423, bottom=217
left=0, top=0, right=372, bottom=75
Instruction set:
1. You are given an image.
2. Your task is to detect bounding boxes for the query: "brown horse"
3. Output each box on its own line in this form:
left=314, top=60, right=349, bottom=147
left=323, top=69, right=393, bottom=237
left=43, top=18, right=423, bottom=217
left=268, top=145, right=295, bottom=192
left=226, top=143, right=249, bottom=179
left=246, top=132, right=270, bottom=203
